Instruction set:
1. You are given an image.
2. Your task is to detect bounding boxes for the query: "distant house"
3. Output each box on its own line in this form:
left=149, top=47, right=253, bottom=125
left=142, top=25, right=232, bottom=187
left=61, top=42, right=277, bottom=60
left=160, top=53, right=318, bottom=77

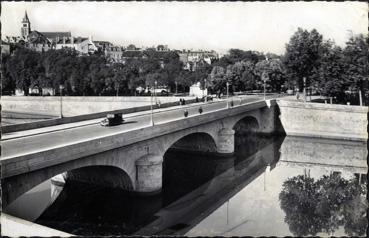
left=126, top=44, right=139, bottom=51
left=42, top=87, right=55, bottom=96
left=55, top=36, right=97, bottom=55
left=15, top=88, right=25, bottom=96
left=121, top=50, right=144, bottom=64
left=28, top=84, right=40, bottom=95
left=40, top=31, right=71, bottom=44
left=156, top=44, right=169, bottom=52
left=94, top=41, right=113, bottom=52
left=105, top=46, right=124, bottom=63
left=1, top=41, right=11, bottom=55
left=27, top=31, right=53, bottom=52
left=189, top=82, right=207, bottom=97
left=179, top=50, right=218, bottom=71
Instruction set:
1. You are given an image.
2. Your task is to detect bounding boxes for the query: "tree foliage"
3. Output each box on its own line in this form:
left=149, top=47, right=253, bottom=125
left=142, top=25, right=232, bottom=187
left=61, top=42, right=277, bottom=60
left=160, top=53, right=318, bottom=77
left=279, top=173, right=367, bottom=237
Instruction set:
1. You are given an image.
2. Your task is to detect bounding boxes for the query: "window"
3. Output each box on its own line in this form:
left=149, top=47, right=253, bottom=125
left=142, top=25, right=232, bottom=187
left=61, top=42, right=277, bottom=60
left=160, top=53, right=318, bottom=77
left=23, top=24, right=27, bottom=27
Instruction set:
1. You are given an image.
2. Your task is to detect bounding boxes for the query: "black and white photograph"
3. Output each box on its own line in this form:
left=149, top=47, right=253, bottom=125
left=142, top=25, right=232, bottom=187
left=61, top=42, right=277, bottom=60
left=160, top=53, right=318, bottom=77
left=0, top=1, right=368, bottom=237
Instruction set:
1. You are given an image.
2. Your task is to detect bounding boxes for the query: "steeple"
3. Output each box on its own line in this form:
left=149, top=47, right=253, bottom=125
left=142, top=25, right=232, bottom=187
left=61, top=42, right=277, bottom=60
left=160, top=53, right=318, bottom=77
left=21, top=10, right=31, bottom=39
left=22, top=11, right=30, bottom=23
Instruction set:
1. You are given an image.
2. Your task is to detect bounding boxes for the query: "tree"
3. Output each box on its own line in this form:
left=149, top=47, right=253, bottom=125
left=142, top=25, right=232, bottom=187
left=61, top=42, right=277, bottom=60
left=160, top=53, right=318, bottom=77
left=343, top=34, right=368, bottom=105
left=314, top=42, right=347, bottom=99
left=208, top=66, right=226, bottom=94
left=284, top=28, right=324, bottom=92
left=279, top=173, right=367, bottom=237
left=254, top=58, right=285, bottom=92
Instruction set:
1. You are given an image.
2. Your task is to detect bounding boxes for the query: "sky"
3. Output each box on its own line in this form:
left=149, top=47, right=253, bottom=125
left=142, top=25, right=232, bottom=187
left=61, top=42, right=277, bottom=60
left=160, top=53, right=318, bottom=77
left=1, top=1, right=368, bottom=54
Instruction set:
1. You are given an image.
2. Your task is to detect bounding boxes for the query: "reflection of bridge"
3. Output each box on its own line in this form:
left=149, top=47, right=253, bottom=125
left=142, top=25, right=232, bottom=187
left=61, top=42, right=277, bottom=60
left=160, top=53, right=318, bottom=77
left=134, top=137, right=283, bottom=236
left=2, top=98, right=280, bottom=206
left=278, top=136, right=367, bottom=177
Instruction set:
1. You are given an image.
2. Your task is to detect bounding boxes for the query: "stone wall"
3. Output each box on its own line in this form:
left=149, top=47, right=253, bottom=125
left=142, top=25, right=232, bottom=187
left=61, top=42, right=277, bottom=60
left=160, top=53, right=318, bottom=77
left=1, top=96, right=195, bottom=117
left=277, top=100, right=368, bottom=141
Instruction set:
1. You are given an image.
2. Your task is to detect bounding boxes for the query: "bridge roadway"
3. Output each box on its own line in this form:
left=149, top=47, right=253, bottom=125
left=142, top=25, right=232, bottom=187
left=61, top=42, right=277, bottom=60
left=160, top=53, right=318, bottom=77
left=1, top=95, right=264, bottom=176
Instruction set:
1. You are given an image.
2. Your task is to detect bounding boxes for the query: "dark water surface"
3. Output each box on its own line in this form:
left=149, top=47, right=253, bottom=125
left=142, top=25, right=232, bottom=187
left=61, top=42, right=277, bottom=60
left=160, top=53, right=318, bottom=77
left=4, top=134, right=367, bottom=237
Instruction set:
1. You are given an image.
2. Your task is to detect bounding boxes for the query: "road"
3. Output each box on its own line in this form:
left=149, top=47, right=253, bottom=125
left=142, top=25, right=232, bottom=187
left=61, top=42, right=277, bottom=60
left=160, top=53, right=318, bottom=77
left=1, top=96, right=264, bottom=160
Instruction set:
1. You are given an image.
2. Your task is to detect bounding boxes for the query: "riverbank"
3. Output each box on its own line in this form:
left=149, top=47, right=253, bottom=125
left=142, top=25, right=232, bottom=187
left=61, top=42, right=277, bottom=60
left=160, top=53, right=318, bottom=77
left=1, top=213, right=73, bottom=237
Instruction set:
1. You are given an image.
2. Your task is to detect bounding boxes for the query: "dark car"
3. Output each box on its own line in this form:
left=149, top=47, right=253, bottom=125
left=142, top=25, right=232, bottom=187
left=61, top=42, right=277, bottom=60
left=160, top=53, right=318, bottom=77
left=100, top=113, right=124, bottom=126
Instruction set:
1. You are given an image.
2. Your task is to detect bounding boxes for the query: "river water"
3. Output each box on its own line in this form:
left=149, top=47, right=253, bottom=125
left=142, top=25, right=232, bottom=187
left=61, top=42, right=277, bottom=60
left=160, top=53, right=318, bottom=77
left=4, top=134, right=367, bottom=237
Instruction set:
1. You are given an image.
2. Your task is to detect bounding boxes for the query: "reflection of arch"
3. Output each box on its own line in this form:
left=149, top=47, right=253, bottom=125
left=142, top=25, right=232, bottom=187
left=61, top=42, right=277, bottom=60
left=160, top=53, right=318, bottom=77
left=165, top=132, right=217, bottom=154
left=66, top=165, right=134, bottom=191
left=162, top=132, right=218, bottom=206
left=3, top=160, right=134, bottom=207
left=233, top=116, right=260, bottom=135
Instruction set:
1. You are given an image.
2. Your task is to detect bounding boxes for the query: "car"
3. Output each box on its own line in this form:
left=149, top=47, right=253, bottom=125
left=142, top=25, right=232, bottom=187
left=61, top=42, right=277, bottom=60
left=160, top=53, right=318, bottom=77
left=100, top=113, right=124, bottom=126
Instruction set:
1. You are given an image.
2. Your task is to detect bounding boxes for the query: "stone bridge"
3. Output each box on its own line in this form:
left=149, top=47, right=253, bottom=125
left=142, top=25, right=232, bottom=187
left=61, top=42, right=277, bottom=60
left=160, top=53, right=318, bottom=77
left=2, top=99, right=281, bottom=206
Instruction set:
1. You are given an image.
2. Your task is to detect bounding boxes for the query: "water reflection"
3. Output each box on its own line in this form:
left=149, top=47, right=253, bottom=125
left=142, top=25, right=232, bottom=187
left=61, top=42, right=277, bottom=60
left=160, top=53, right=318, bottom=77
left=4, top=134, right=367, bottom=237
left=279, top=173, right=367, bottom=237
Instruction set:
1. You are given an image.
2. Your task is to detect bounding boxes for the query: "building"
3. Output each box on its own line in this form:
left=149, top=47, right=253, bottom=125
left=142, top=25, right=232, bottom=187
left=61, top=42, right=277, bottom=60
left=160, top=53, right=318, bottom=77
left=1, top=41, right=11, bottom=55
left=94, top=41, right=114, bottom=52
left=156, top=44, right=169, bottom=52
left=40, top=32, right=71, bottom=44
left=27, top=31, right=52, bottom=52
left=21, top=11, right=31, bottom=40
left=179, top=50, right=218, bottom=71
left=105, top=46, right=125, bottom=63
left=4, top=11, right=97, bottom=55
left=189, top=82, right=208, bottom=97
left=55, top=36, right=97, bottom=55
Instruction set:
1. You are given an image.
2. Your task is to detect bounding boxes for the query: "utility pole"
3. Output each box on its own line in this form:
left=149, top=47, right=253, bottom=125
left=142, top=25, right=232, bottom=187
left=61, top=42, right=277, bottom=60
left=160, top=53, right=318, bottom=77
left=226, top=82, right=229, bottom=108
left=303, top=77, right=307, bottom=103
left=59, top=84, right=64, bottom=118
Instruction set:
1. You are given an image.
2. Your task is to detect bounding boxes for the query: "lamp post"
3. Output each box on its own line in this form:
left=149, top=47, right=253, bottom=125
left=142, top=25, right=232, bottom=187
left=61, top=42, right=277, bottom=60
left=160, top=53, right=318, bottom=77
left=59, top=84, right=64, bottom=118
left=226, top=82, right=229, bottom=108
left=150, top=88, right=154, bottom=126
left=263, top=78, right=266, bottom=100
left=154, top=80, right=158, bottom=104
left=263, top=56, right=269, bottom=100
left=204, top=78, right=207, bottom=103
left=303, top=77, right=307, bottom=103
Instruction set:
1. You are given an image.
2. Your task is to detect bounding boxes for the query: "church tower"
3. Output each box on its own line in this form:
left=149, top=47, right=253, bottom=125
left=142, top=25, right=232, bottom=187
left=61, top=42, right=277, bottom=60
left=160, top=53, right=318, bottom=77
left=21, top=11, right=31, bottom=39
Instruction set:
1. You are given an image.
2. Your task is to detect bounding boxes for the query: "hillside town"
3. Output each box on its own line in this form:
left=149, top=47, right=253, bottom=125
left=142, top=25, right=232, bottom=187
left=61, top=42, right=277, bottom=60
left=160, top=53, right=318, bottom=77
left=1, top=10, right=367, bottom=106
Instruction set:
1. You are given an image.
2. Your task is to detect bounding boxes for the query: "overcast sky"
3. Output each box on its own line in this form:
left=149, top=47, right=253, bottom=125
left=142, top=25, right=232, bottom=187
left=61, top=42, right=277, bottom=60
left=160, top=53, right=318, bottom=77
left=2, top=1, right=367, bottom=54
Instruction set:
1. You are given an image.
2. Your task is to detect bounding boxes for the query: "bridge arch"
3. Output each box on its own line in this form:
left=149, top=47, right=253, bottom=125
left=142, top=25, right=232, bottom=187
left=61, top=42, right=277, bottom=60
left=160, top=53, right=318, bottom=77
left=164, top=132, right=218, bottom=154
left=65, top=165, right=134, bottom=191
left=232, top=116, right=260, bottom=135
left=2, top=159, right=135, bottom=207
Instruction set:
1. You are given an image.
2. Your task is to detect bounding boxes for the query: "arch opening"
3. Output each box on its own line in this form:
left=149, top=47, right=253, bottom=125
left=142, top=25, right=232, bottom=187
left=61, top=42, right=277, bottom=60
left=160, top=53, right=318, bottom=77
left=3, top=164, right=134, bottom=210
left=233, top=116, right=263, bottom=160
left=233, top=116, right=260, bottom=135
left=65, top=165, right=134, bottom=191
left=167, top=132, right=217, bottom=154
left=162, top=132, right=218, bottom=206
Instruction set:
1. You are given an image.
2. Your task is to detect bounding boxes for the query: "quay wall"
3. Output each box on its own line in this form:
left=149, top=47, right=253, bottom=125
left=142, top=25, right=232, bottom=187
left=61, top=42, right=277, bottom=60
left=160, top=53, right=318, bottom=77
left=277, top=100, right=368, bottom=141
left=1, top=96, right=195, bottom=117
left=1, top=96, right=198, bottom=133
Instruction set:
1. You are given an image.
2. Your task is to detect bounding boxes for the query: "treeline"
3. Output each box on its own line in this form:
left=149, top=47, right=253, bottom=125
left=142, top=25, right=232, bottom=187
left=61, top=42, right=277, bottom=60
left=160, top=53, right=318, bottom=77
left=2, top=28, right=368, bottom=103
left=1, top=48, right=191, bottom=96
left=206, top=29, right=368, bottom=103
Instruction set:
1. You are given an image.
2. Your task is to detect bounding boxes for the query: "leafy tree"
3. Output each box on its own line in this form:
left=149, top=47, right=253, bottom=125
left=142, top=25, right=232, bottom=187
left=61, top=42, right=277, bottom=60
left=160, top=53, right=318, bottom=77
left=284, top=28, right=324, bottom=92
left=343, top=34, right=368, bottom=104
left=254, top=58, right=285, bottom=92
left=313, top=42, right=347, bottom=99
left=279, top=173, right=367, bottom=237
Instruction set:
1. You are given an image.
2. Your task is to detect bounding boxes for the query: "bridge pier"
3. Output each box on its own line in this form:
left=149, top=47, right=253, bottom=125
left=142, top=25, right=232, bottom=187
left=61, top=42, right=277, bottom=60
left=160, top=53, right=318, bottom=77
left=135, top=154, right=163, bottom=195
left=217, top=128, right=235, bottom=155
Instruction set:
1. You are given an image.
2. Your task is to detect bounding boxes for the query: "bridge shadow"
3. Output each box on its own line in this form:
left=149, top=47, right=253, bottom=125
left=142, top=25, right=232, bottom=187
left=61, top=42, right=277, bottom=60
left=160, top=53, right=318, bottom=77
left=123, top=120, right=138, bottom=124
